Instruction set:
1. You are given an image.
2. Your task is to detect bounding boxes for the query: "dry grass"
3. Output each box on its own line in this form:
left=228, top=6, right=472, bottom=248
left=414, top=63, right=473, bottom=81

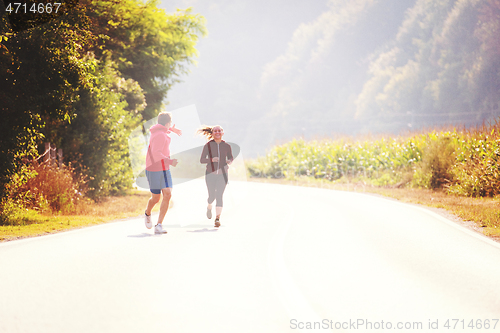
left=0, top=190, right=164, bottom=242
left=249, top=177, right=500, bottom=241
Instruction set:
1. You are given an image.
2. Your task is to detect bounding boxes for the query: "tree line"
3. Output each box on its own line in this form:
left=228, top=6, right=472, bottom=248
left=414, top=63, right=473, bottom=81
left=255, top=0, right=500, bottom=146
left=355, top=0, right=500, bottom=128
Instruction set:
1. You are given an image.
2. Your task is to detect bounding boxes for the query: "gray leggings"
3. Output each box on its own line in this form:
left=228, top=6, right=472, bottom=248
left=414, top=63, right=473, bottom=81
left=205, top=172, right=227, bottom=207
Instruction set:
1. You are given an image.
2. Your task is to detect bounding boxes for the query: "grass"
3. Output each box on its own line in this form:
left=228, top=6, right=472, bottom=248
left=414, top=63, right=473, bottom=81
left=249, top=176, right=500, bottom=241
left=0, top=190, right=161, bottom=242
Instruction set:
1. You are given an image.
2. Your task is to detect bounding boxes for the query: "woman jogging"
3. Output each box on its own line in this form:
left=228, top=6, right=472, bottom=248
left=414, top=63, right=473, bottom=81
left=198, top=125, right=233, bottom=227
left=144, top=112, right=181, bottom=234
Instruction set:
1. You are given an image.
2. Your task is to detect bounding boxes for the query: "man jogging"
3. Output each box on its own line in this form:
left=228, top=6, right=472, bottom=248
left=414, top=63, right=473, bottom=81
left=144, top=112, right=181, bottom=234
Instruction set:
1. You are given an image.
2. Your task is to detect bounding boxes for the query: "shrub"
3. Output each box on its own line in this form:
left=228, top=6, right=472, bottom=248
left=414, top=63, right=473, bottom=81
left=1, top=159, right=88, bottom=225
left=447, top=156, right=500, bottom=197
left=411, top=135, right=457, bottom=189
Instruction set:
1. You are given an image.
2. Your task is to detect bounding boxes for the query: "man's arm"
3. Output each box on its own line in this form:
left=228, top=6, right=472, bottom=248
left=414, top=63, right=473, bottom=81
left=169, top=124, right=182, bottom=136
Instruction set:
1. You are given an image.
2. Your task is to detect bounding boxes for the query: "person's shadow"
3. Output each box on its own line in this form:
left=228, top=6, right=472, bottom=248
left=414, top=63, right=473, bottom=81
left=127, top=224, right=219, bottom=237
left=187, top=228, right=219, bottom=233
left=127, top=233, right=161, bottom=238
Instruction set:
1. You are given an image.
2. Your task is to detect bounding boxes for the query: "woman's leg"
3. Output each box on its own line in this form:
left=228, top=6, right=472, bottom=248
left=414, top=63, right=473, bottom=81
left=205, top=173, right=217, bottom=207
left=214, top=174, right=227, bottom=218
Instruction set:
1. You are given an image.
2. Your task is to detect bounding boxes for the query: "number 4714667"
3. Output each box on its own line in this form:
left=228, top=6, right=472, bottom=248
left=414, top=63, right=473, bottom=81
left=5, top=3, right=62, bottom=14
left=444, top=319, right=499, bottom=330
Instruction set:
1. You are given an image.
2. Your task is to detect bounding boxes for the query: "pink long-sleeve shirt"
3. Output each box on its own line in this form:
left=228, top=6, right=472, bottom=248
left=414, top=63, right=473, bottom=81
left=146, top=124, right=174, bottom=171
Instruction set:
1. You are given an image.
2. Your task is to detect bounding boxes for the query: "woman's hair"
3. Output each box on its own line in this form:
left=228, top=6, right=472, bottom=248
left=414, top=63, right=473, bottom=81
left=197, top=125, right=223, bottom=141
left=157, top=112, right=172, bottom=126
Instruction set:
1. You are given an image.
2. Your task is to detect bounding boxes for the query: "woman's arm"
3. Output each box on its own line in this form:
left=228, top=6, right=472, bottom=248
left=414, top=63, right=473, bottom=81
left=200, top=143, right=210, bottom=164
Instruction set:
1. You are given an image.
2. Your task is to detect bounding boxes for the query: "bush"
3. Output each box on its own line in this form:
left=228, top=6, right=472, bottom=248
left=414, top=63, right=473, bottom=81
left=411, top=135, right=457, bottom=189
left=0, top=200, right=44, bottom=226
left=0, top=159, right=88, bottom=225
left=447, top=156, right=500, bottom=197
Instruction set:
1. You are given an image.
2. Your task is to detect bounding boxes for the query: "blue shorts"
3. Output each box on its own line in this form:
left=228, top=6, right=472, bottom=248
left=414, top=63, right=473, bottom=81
left=146, top=170, right=172, bottom=194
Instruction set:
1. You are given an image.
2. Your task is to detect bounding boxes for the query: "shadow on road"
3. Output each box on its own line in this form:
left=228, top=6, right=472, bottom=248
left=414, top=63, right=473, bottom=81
left=187, top=228, right=219, bottom=233
left=127, top=233, right=160, bottom=238
left=127, top=225, right=220, bottom=237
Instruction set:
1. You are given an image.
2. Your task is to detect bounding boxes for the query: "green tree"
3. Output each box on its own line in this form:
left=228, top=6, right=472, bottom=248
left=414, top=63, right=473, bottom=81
left=0, top=4, right=97, bottom=199
left=83, top=0, right=207, bottom=120
left=52, top=0, right=206, bottom=196
left=51, top=58, right=142, bottom=197
left=356, top=0, right=500, bottom=128
left=472, top=0, right=500, bottom=112
left=1, top=0, right=206, bottom=202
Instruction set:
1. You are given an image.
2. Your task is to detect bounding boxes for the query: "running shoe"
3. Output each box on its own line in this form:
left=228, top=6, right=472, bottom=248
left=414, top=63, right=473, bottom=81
left=214, top=218, right=220, bottom=228
left=154, top=224, right=167, bottom=234
left=206, top=206, right=212, bottom=219
left=145, top=212, right=152, bottom=229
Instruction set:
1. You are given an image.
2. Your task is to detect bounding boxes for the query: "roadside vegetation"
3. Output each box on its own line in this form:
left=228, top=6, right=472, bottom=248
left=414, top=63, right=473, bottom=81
left=0, top=187, right=158, bottom=242
left=0, top=147, right=158, bottom=241
left=247, top=120, right=500, bottom=240
left=0, top=0, right=204, bottom=240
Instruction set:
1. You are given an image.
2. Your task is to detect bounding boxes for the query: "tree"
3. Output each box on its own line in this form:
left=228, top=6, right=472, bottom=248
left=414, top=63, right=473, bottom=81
left=52, top=58, right=142, bottom=197
left=0, top=4, right=97, bottom=198
left=52, top=0, right=207, bottom=196
left=472, top=0, right=500, bottom=112
left=0, top=0, right=206, bottom=201
left=355, top=0, right=500, bottom=129
left=82, top=0, right=207, bottom=120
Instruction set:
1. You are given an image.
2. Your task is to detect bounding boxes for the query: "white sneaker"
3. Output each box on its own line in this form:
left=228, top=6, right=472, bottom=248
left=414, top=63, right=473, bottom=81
left=154, top=224, right=167, bottom=234
left=145, top=212, right=152, bottom=229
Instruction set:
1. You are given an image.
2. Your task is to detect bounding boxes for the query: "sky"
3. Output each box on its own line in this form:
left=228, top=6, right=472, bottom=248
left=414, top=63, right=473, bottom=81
left=157, top=0, right=415, bottom=157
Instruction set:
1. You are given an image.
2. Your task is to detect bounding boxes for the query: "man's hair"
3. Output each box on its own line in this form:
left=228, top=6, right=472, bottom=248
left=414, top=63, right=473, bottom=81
left=157, top=112, right=172, bottom=126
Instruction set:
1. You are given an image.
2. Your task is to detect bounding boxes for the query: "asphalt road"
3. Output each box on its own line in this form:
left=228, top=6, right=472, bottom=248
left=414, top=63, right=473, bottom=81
left=1, top=181, right=500, bottom=333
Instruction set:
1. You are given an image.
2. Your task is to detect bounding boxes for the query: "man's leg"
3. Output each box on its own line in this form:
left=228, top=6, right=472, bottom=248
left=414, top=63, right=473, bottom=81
left=157, top=187, right=172, bottom=224
left=145, top=193, right=161, bottom=216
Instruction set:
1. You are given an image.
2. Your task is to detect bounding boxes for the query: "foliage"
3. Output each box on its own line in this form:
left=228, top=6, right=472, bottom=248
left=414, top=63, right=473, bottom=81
left=0, top=4, right=97, bottom=199
left=0, top=159, right=88, bottom=226
left=356, top=0, right=500, bottom=127
left=248, top=119, right=500, bottom=197
left=0, top=0, right=206, bottom=228
left=83, top=0, right=207, bottom=120
left=54, top=59, right=142, bottom=198
left=411, top=134, right=457, bottom=189
left=247, top=136, right=424, bottom=182
left=0, top=191, right=154, bottom=240
left=447, top=124, right=500, bottom=197
left=0, top=0, right=206, bottom=206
